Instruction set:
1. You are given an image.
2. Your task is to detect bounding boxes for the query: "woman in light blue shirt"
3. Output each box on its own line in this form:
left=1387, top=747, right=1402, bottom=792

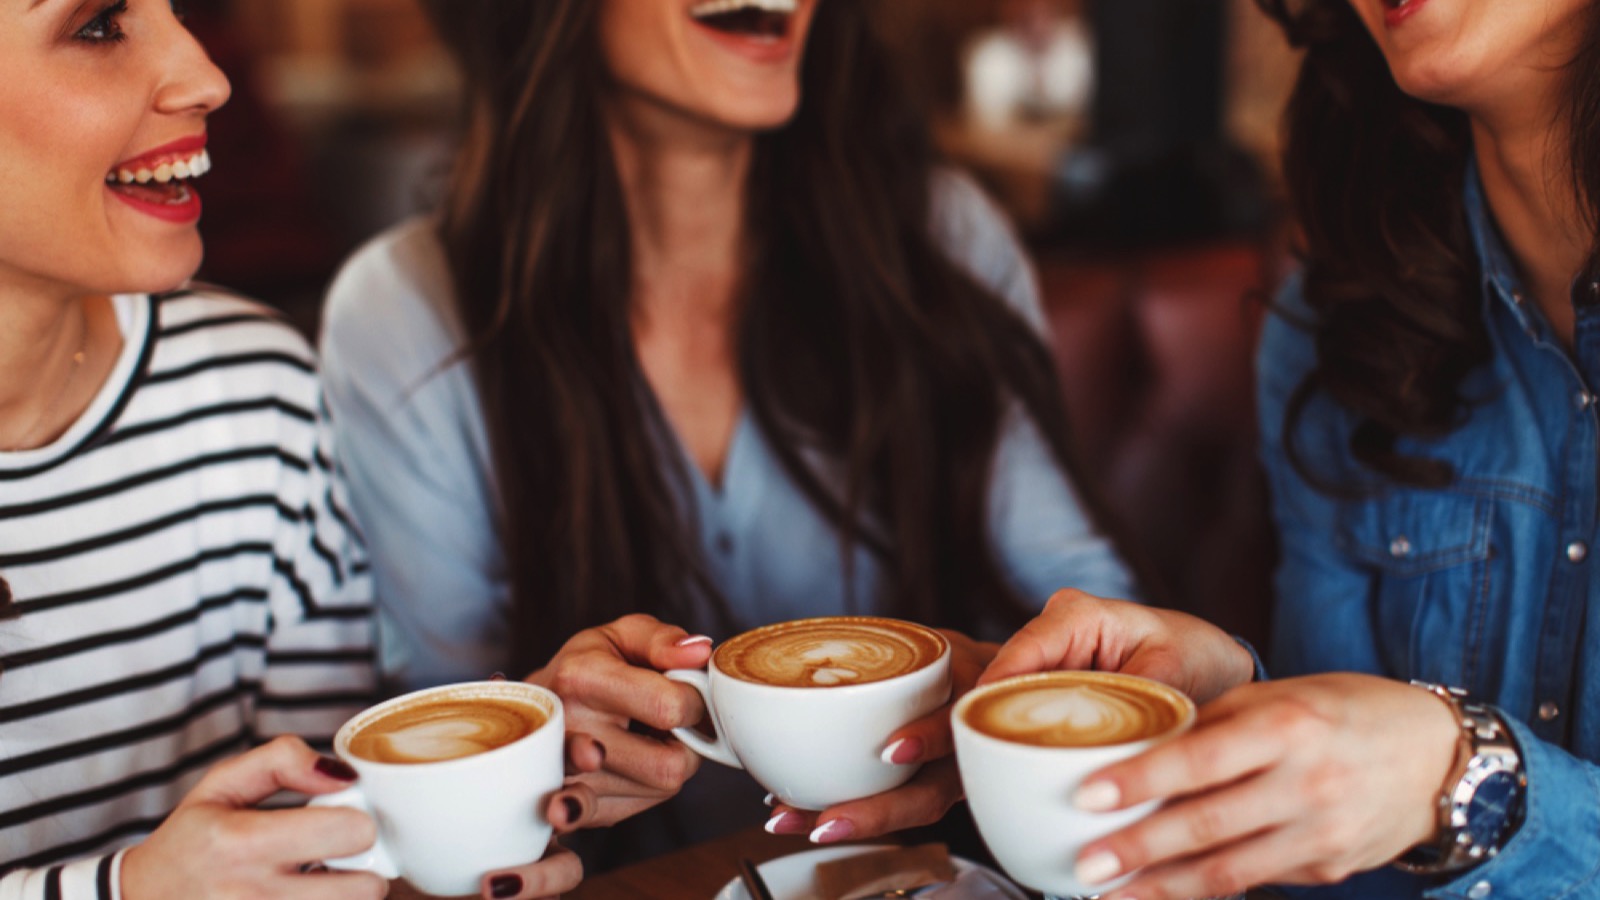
left=321, top=0, right=1134, bottom=875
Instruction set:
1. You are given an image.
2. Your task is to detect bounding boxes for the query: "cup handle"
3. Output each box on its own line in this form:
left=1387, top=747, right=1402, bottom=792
left=663, top=668, right=743, bottom=770
left=307, top=786, right=401, bottom=879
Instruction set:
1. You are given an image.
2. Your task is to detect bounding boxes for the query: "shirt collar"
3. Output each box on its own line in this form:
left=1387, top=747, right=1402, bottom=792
left=1463, top=159, right=1546, bottom=335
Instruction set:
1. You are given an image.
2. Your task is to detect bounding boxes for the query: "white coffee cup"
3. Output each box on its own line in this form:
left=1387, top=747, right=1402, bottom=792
left=953, top=671, right=1196, bottom=898
left=310, top=680, right=564, bottom=896
left=665, top=616, right=952, bottom=811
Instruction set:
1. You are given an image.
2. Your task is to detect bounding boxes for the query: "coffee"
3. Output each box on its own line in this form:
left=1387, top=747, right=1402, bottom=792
left=963, top=671, right=1189, bottom=747
left=714, top=616, right=946, bottom=688
left=348, top=694, right=547, bottom=764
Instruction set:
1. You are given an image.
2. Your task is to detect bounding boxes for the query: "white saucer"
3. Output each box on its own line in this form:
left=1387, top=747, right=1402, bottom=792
left=713, top=844, right=1028, bottom=900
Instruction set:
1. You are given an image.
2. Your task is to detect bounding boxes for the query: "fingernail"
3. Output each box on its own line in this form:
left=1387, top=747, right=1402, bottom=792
left=1075, top=849, right=1123, bottom=885
left=594, top=741, right=607, bottom=764
left=763, top=792, right=775, bottom=807
left=489, top=671, right=507, bottom=682
left=314, top=756, right=358, bottom=781
left=764, top=811, right=805, bottom=835
left=1075, top=780, right=1120, bottom=812
left=809, top=818, right=854, bottom=844
left=562, top=796, right=582, bottom=827
left=489, top=873, right=523, bottom=898
left=880, top=737, right=924, bottom=765
left=675, top=635, right=713, bottom=648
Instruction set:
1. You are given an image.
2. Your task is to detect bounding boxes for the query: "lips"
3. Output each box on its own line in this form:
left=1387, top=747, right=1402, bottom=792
left=1382, top=0, right=1428, bottom=27
left=688, top=0, right=798, bottom=40
left=104, top=135, right=210, bottom=224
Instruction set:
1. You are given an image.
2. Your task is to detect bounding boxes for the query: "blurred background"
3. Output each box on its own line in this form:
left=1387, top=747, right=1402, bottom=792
left=190, top=0, right=1302, bottom=651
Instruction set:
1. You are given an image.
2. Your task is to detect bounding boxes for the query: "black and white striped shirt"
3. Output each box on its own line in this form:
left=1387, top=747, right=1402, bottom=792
left=0, top=291, right=377, bottom=899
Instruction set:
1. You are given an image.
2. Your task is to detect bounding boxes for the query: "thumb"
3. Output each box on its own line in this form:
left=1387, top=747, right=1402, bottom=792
left=181, top=736, right=359, bottom=810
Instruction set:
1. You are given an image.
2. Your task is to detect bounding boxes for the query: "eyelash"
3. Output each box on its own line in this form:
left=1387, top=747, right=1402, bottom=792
left=74, top=0, right=130, bottom=45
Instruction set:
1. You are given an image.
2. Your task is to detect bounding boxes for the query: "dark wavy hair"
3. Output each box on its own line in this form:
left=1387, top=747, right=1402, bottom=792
left=1258, top=0, right=1600, bottom=487
left=420, top=1, right=1113, bottom=672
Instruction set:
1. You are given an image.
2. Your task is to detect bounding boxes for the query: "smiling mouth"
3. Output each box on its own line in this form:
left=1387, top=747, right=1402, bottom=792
left=689, top=0, right=798, bottom=38
left=1383, top=0, right=1415, bottom=8
left=104, top=149, right=211, bottom=207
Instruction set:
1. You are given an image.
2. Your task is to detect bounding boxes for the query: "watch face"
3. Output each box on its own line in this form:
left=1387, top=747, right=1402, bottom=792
left=1467, top=771, right=1523, bottom=850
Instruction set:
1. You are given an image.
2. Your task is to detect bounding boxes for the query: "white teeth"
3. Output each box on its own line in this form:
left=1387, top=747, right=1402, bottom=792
left=689, top=0, right=797, bottom=19
left=107, top=150, right=210, bottom=187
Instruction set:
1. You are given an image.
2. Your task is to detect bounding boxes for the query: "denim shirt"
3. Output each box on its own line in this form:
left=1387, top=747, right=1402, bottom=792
left=1257, top=168, right=1600, bottom=899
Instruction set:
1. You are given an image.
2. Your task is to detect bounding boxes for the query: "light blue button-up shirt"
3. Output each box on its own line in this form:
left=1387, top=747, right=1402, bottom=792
left=321, top=171, right=1135, bottom=692
left=1258, top=166, right=1600, bottom=898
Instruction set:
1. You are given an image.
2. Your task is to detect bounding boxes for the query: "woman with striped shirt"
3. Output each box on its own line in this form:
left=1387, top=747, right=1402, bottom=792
left=0, top=2, right=588, bottom=898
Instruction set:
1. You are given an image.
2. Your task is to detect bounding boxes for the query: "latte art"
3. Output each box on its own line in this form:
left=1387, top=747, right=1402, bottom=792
left=716, top=617, right=946, bottom=688
left=349, top=696, right=547, bottom=764
left=965, top=672, right=1189, bottom=747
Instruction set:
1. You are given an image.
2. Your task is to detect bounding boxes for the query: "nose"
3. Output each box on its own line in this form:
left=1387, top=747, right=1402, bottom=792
left=152, top=16, right=233, bottom=117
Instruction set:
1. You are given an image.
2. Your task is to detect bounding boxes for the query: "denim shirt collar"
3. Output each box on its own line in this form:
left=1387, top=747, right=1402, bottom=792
left=1463, top=160, right=1543, bottom=335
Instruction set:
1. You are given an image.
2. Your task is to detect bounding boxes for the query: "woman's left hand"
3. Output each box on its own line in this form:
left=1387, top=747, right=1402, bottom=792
left=764, top=629, right=996, bottom=843
left=1079, top=673, right=1461, bottom=900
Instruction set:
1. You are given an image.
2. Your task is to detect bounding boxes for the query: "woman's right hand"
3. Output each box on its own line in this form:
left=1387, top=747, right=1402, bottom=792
left=981, top=589, right=1256, bottom=703
left=526, top=613, right=715, bottom=826
left=120, top=736, right=388, bottom=899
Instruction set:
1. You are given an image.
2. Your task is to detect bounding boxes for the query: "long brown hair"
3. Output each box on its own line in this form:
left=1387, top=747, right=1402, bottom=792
left=1259, top=0, right=1600, bottom=487
left=421, top=1, right=1110, bottom=672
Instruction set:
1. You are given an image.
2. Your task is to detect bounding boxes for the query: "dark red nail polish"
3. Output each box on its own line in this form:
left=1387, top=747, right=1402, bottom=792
left=562, top=796, right=583, bottom=826
left=490, top=874, right=523, bottom=898
left=314, top=756, right=358, bottom=781
left=489, top=671, right=507, bottom=682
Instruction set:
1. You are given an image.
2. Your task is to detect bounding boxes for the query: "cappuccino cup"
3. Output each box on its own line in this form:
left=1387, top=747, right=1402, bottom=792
left=309, top=680, right=564, bottom=896
left=953, top=671, right=1195, bottom=898
left=665, top=616, right=951, bottom=810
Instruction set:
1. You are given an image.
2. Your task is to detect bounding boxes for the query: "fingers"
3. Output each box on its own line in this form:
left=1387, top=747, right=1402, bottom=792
left=182, top=735, right=358, bottom=809
left=578, top=722, right=701, bottom=793
left=482, top=843, right=584, bottom=900
left=219, top=806, right=381, bottom=864
left=546, top=783, right=601, bottom=834
left=1074, top=703, right=1278, bottom=812
left=552, top=653, right=706, bottom=731
left=564, top=732, right=607, bottom=776
left=766, top=759, right=963, bottom=844
left=1076, top=772, right=1294, bottom=890
left=879, top=706, right=954, bottom=767
left=595, top=613, right=713, bottom=671
left=979, top=590, right=1117, bottom=685
left=282, top=872, right=391, bottom=900
left=1100, top=823, right=1311, bottom=900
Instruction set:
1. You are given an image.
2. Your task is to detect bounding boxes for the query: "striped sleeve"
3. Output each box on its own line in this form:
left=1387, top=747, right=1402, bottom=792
left=257, top=389, right=378, bottom=745
left=0, top=849, right=124, bottom=900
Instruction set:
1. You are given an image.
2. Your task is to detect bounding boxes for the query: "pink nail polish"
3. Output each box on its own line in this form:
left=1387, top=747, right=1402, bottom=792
left=880, top=737, right=924, bottom=765
left=764, top=811, right=806, bottom=835
left=675, top=635, right=713, bottom=648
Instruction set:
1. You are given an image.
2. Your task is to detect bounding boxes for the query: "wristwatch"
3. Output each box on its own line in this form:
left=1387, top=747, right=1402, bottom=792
left=1394, top=682, right=1526, bottom=875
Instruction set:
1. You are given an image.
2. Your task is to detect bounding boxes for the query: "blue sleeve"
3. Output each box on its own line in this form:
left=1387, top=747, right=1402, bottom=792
left=928, top=170, right=1137, bottom=612
left=319, top=224, right=513, bottom=691
left=1422, top=714, right=1600, bottom=898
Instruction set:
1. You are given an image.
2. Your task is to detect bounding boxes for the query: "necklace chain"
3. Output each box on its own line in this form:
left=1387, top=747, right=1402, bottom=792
left=2, top=319, right=89, bottom=454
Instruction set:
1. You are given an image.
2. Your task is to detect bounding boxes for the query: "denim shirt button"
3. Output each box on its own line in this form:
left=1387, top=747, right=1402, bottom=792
left=1577, top=390, right=1594, bottom=411
left=1389, top=535, right=1413, bottom=558
left=1567, top=541, right=1588, bottom=563
left=1468, top=881, right=1492, bottom=900
left=1539, top=701, right=1560, bottom=721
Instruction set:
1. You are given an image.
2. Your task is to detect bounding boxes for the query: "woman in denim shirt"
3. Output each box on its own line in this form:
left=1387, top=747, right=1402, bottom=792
left=978, top=0, right=1600, bottom=897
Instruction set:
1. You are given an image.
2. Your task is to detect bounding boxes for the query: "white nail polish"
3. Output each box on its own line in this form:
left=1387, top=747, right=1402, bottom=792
left=675, top=635, right=713, bottom=647
left=763, top=811, right=792, bottom=834
left=1075, top=849, right=1122, bottom=885
left=809, top=819, right=847, bottom=843
left=1075, top=780, right=1121, bottom=812
left=880, top=739, right=907, bottom=765
left=763, top=792, right=775, bottom=807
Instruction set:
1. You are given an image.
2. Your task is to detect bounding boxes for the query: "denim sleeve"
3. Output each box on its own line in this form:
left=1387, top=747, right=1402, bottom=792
left=1423, top=714, right=1600, bottom=898
left=320, top=226, right=513, bottom=691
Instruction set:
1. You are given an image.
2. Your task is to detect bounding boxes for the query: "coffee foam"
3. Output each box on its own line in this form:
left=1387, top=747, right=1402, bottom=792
left=348, top=695, right=547, bottom=765
left=715, top=617, right=945, bottom=688
left=964, top=673, right=1189, bottom=747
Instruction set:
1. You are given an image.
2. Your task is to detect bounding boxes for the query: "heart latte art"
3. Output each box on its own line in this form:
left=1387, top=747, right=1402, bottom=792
left=715, top=617, right=946, bottom=688
left=348, top=695, right=547, bottom=764
left=964, top=672, right=1190, bottom=747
